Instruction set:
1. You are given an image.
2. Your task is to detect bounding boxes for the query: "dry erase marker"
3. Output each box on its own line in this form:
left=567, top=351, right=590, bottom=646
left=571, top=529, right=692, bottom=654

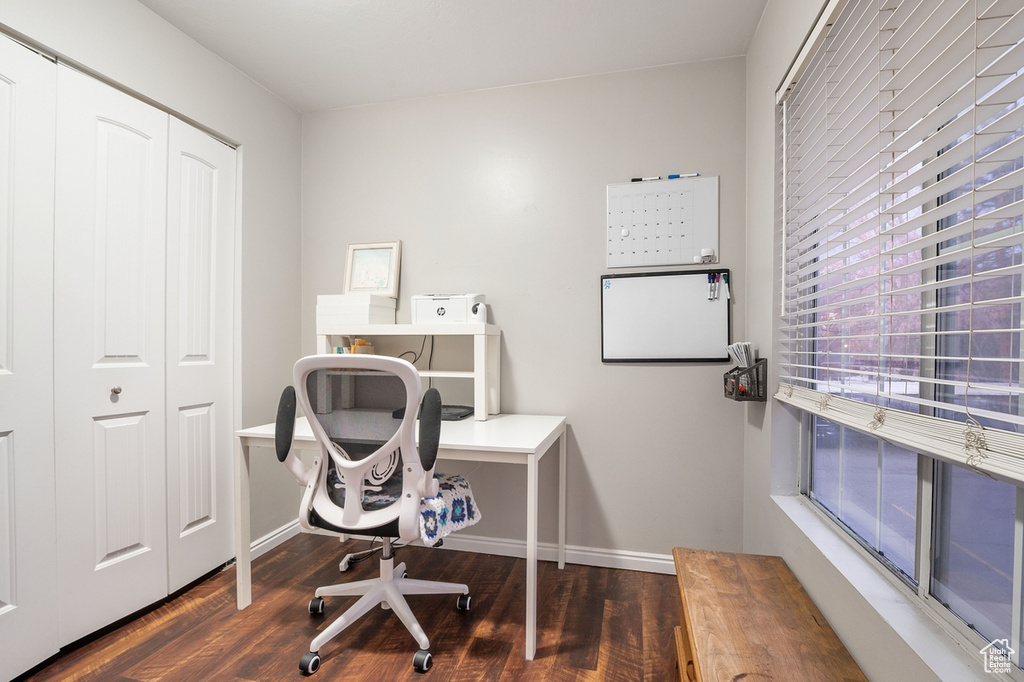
left=708, top=273, right=714, bottom=300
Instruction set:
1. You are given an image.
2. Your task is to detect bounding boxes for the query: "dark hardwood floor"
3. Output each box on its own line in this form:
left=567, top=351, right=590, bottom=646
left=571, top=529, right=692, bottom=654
left=19, top=534, right=681, bottom=681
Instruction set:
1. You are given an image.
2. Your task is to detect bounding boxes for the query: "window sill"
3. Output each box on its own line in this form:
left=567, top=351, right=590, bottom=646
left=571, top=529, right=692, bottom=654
left=770, top=494, right=992, bottom=681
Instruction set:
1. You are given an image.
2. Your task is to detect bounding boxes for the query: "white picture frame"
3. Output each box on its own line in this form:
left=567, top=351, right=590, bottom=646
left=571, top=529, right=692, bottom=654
left=343, top=240, right=402, bottom=298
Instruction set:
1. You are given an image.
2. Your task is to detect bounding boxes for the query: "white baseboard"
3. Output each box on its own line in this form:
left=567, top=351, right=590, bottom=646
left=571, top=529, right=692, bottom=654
left=251, top=520, right=302, bottom=560
left=437, top=533, right=676, bottom=575
left=252, top=523, right=676, bottom=575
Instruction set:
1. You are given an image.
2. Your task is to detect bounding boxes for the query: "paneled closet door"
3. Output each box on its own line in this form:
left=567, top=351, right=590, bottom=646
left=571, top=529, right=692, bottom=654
left=165, top=118, right=237, bottom=592
left=53, top=64, right=170, bottom=646
left=0, top=36, right=59, bottom=681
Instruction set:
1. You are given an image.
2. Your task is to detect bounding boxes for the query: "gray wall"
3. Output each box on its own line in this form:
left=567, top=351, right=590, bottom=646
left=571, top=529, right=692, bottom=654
left=302, top=58, right=748, bottom=555
left=742, top=0, right=814, bottom=558
left=1, top=0, right=305, bottom=540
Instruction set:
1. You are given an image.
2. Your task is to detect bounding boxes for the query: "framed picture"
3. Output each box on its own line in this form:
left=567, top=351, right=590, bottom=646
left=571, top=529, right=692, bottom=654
left=344, top=240, right=402, bottom=298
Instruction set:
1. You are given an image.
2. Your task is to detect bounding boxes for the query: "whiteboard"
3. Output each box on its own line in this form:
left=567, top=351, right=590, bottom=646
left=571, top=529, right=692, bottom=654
left=601, top=270, right=730, bottom=362
left=607, top=176, right=719, bottom=268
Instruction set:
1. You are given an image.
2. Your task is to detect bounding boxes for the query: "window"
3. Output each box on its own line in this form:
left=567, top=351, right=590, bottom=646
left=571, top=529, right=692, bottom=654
left=778, top=0, right=1024, bottom=667
left=932, top=461, right=1015, bottom=647
left=810, top=416, right=918, bottom=580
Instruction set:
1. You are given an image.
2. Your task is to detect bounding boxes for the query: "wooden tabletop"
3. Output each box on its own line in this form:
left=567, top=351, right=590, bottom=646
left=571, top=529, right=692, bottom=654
left=673, top=548, right=866, bottom=681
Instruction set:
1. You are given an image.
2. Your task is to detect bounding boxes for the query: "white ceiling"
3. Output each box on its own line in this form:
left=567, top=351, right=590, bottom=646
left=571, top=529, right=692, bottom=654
left=137, top=0, right=768, bottom=113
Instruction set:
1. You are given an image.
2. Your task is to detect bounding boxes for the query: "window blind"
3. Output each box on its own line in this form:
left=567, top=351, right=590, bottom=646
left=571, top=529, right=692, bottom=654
left=777, top=0, right=1024, bottom=481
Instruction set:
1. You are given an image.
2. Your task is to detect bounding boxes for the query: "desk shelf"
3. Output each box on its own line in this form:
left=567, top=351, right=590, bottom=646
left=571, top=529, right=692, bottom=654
left=419, top=370, right=475, bottom=380
left=316, top=322, right=501, bottom=421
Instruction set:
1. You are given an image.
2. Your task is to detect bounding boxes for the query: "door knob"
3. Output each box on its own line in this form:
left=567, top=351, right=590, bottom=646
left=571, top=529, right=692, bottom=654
left=111, top=386, right=122, bottom=395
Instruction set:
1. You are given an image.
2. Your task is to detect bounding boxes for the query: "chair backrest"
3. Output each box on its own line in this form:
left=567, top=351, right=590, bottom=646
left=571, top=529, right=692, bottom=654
left=289, top=354, right=441, bottom=542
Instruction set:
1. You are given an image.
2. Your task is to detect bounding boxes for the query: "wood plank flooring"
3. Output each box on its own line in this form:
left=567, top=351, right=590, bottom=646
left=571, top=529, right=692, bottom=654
left=18, top=534, right=680, bottom=681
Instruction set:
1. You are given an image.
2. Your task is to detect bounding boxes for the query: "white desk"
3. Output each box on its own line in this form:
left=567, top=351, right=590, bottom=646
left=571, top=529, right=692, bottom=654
left=234, top=413, right=567, bottom=660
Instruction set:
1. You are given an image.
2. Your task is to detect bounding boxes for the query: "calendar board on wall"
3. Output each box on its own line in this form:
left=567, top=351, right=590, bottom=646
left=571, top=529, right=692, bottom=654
left=606, top=176, right=719, bottom=268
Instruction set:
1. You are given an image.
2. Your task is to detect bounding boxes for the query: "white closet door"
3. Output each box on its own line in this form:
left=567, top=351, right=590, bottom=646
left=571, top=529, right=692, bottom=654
left=0, top=36, right=59, bottom=681
left=165, top=118, right=236, bottom=592
left=54, top=65, right=169, bottom=645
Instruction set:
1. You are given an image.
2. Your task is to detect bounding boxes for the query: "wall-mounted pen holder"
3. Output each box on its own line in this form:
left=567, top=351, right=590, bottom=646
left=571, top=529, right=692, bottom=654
left=723, top=359, right=767, bottom=402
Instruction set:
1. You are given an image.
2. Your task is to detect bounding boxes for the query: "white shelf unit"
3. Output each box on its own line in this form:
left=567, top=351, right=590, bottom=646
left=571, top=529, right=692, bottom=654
left=315, top=323, right=501, bottom=420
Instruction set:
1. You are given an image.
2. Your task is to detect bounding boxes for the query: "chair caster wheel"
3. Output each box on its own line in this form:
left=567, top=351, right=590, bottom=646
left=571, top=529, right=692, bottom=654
left=299, top=651, right=321, bottom=675
left=308, top=597, right=324, bottom=614
left=413, top=649, right=433, bottom=672
left=457, top=593, right=472, bottom=611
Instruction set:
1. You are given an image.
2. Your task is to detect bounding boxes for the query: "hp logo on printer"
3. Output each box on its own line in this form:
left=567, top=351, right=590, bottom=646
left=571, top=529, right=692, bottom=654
left=436, top=307, right=446, bottom=317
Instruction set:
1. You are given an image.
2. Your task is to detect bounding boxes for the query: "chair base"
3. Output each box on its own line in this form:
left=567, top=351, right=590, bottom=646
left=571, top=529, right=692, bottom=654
left=306, top=541, right=469, bottom=666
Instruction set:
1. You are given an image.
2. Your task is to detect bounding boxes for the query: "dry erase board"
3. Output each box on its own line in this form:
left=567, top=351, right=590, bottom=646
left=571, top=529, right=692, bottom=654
left=601, top=269, right=730, bottom=362
left=607, top=176, right=719, bottom=268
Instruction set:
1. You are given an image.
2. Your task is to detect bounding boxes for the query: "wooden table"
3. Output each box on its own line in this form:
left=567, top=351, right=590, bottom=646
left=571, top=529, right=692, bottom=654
left=673, top=548, right=866, bottom=681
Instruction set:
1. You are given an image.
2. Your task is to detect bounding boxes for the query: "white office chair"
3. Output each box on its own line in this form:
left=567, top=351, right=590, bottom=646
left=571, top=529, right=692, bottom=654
left=276, top=354, right=476, bottom=675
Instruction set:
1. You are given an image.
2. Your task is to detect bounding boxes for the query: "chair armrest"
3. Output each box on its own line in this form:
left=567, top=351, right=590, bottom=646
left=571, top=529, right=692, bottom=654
left=276, top=386, right=296, bottom=462
left=276, top=385, right=311, bottom=484
left=418, top=388, right=442, bottom=470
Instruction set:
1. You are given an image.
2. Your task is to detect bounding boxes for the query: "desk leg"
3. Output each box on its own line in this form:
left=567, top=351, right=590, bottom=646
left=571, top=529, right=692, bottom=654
left=234, top=440, right=252, bottom=609
left=526, top=454, right=538, bottom=660
left=558, top=429, right=566, bottom=570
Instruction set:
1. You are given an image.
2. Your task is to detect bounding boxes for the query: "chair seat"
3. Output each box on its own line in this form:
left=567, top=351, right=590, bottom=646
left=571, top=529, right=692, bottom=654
left=327, top=470, right=481, bottom=546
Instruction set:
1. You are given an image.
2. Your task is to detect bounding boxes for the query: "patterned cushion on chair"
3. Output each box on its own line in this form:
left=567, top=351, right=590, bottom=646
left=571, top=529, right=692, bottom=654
left=418, top=474, right=481, bottom=547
